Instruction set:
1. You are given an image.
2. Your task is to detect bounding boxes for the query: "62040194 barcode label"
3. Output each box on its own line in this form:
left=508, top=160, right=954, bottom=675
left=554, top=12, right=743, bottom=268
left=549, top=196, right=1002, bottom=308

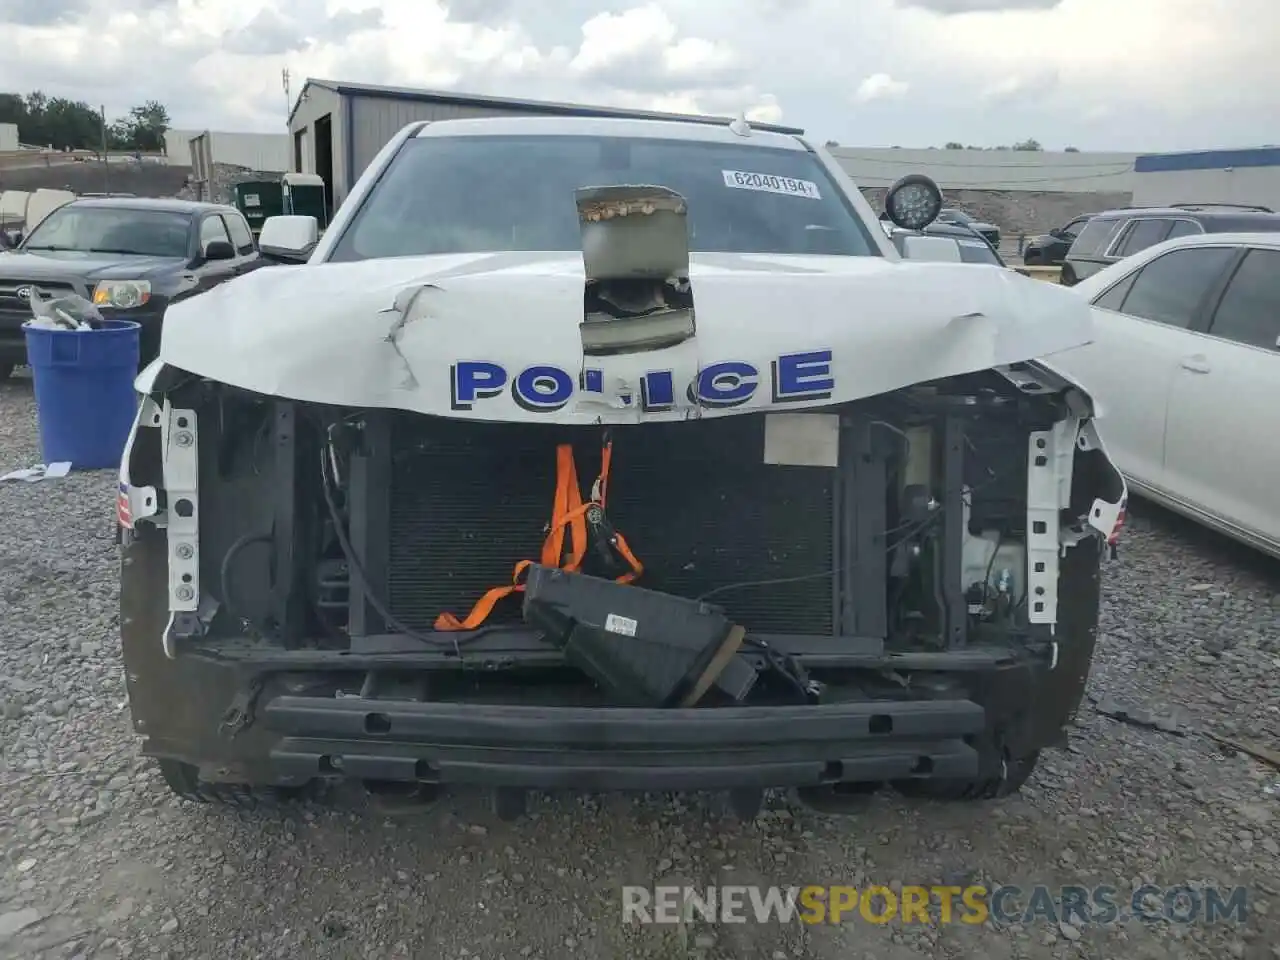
left=721, top=170, right=822, bottom=199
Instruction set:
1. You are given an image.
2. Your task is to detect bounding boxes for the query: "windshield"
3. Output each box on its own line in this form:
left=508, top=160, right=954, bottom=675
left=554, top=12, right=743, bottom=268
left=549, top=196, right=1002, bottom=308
left=23, top=207, right=191, bottom=258
left=329, top=135, right=880, bottom=262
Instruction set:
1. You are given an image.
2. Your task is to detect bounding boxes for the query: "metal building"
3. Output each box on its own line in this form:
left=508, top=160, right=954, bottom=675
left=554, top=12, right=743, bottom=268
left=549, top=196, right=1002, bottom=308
left=1132, top=147, right=1280, bottom=211
left=287, top=78, right=804, bottom=214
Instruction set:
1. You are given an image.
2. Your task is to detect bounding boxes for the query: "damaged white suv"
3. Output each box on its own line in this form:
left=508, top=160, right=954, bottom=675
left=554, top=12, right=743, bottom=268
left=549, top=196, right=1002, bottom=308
left=117, top=115, right=1126, bottom=817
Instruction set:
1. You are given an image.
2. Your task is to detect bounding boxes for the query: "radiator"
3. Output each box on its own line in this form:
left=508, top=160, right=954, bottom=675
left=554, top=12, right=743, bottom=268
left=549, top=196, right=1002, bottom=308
left=386, top=414, right=838, bottom=635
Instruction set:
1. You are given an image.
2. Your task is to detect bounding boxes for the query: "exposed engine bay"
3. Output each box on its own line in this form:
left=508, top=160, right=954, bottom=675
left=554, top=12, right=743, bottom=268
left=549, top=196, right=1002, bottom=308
left=123, top=361, right=1122, bottom=718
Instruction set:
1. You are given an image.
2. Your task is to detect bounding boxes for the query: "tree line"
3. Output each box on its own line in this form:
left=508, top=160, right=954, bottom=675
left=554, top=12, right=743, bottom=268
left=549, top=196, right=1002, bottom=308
left=825, top=139, right=1081, bottom=152
left=0, top=92, right=171, bottom=153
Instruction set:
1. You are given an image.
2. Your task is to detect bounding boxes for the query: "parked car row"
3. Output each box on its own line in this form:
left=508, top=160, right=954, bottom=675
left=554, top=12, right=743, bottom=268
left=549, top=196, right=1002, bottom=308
left=1023, top=202, right=1280, bottom=280
left=1060, top=203, right=1280, bottom=286
left=6, top=170, right=1276, bottom=571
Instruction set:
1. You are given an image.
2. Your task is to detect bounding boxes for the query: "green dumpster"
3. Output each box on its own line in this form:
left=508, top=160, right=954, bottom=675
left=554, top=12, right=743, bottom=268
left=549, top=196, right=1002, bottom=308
left=233, top=180, right=284, bottom=236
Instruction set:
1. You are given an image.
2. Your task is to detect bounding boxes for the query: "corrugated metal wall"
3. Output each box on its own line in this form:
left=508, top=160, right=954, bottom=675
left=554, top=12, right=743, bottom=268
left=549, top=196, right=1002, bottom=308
left=0, top=123, right=18, bottom=152
left=164, top=129, right=289, bottom=171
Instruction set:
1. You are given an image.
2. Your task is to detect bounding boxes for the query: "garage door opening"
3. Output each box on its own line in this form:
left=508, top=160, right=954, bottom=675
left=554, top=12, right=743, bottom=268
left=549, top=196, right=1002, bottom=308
left=314, top=114, right=334, bottom=220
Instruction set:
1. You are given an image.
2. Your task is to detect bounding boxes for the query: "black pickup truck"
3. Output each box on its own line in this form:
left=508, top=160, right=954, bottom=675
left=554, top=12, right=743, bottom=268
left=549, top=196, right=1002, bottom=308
left=0, top=197, right=262, bottom=379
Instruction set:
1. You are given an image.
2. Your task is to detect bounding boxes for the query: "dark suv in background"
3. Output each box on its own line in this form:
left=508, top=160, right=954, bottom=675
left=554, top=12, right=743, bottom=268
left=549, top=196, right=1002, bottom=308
left=0, top=198, right=262, bottom=379
left=1060, top=203, right=1280, bottom=286
left=1022, top=215, right=1092, bottom=266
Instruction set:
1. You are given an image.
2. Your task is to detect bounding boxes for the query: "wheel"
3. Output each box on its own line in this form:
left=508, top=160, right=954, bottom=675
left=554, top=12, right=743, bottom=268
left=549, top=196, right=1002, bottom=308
left=157, top=758, right=304, bottom=808
left=893, top=750, right=1040, bottom=801
left=0, top=362, right=14, bottom=381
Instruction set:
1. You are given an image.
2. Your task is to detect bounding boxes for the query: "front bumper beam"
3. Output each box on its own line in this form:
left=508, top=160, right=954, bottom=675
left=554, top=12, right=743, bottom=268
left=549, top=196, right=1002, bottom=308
left=263, top=696, right=985, bottom=791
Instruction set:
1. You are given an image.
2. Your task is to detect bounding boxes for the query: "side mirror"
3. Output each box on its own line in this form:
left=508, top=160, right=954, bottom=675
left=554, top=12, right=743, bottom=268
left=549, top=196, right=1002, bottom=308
left=203, top=240, right=236, bottom=261
left=258, top=215, right=319, bottom=264
left=901, top=235, right=963, bottom=263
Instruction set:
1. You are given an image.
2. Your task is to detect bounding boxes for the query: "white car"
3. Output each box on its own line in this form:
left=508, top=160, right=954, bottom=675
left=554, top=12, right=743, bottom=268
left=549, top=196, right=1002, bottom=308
left=1049, top=231, right=1280, bottom=556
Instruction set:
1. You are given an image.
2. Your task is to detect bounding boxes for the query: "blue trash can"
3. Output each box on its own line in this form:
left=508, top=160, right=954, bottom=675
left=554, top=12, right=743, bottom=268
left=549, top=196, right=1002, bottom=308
left=23, top=319, right=141, bottom=470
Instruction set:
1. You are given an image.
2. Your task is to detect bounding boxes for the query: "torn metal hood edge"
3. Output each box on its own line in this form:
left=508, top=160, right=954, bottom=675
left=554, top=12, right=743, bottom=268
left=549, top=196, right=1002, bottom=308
left=140, top=251, right=1101, bottom=423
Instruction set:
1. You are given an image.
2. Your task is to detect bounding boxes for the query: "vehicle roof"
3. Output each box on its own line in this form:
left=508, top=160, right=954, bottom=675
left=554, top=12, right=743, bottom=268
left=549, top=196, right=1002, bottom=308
left=1089, top=205, right=1279, bottom=223
left=1142, top=230, right=1280, bottom=250
left=65, top=197, right=232, bottom=215
left=413, top=115, right=809, bottom=151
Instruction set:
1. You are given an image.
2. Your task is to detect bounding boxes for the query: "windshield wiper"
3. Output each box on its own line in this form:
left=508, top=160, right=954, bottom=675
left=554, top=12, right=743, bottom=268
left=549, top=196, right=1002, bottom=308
left=23, top=245, right=75, bottom=251
left=85, top=247, right=156, bottom=256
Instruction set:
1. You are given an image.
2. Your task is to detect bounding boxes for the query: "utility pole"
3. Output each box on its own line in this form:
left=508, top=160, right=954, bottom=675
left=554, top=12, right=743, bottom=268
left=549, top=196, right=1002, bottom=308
left=282, top=68, right=292, bottom=129
left=100, top=105, right=110, bottom=195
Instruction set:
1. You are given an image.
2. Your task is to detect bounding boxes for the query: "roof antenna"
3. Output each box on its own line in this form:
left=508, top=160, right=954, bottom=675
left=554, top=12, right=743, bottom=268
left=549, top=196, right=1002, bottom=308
left=728, top=114, right=752, bottom=138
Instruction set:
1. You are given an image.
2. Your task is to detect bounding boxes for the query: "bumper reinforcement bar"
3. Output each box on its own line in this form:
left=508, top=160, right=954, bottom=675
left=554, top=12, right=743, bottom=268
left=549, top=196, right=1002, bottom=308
left=263, top=696, right=985, bottom=791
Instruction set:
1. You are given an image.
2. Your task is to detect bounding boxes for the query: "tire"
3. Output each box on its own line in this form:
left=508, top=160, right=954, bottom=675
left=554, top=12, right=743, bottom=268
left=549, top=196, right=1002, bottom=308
left=157, top=758, right=304, bottom=809
left=0, top=362, right=14, bottom=381
left=893, top=750, right=1040, bottom=802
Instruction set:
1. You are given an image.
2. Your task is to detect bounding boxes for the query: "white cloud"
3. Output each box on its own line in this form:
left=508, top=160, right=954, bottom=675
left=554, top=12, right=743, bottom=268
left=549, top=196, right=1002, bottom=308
left=895, top=0, right=1062, bottom=12
left=569, top=5, right=741, bottom=90
left=981, top=69, right=1059, bottom=104
left=855, top=73, right=910, bottom=104
left=0, top=0, right=1276, bottom=151
left=745, top=94, right=783, bottom=125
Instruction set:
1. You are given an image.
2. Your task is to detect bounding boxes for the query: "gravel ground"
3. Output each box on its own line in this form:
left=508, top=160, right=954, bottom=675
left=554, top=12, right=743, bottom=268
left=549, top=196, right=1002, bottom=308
left=1, top=370, right=1278, bottom=960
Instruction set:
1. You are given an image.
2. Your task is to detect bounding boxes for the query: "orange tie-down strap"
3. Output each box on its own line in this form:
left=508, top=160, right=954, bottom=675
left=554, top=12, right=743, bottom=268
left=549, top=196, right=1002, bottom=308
left=434, top=441, right=644, bottom=631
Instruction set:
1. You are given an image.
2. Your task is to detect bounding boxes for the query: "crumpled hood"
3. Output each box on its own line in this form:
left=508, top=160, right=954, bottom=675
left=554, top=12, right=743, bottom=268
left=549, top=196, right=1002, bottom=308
left=153, top=250, right=1097, bottom=424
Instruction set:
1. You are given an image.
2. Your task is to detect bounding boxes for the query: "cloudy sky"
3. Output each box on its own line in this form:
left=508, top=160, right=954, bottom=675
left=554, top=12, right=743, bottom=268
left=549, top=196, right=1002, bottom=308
left=2, top=0, right=1277, bottom=151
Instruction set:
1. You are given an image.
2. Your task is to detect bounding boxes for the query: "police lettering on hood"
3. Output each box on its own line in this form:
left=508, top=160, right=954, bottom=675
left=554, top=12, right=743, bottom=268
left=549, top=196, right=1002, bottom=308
left=449, top=350, right=836, bottom=414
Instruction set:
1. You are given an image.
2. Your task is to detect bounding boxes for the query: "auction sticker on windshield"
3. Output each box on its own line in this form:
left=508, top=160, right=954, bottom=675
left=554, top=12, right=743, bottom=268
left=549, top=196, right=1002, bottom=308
left=722, top=170, right=821, bottom=199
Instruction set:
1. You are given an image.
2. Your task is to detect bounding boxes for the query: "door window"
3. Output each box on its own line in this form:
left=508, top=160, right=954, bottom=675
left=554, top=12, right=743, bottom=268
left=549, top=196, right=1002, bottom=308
left=1062, top=218, right=1090, bottom=239
left=1068, top=218, right=1123, bottom=258
left=224, top=214, right=255, bottom=256
left=1206, top=249, right=1280, bottom=350
left=1092, top=273, right=1138, bottom=312
left=1165, top=219, right=1202, bottom=240
left=1113, top=218, right=1174, bottom=257
left=1115, top=247, right=1236, bottom=328
left=200, top=215, right=231, bottom=251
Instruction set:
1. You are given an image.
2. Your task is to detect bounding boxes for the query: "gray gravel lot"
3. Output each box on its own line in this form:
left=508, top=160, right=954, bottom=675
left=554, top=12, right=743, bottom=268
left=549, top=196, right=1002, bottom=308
left=1, top=370, right=1278, bottom=960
